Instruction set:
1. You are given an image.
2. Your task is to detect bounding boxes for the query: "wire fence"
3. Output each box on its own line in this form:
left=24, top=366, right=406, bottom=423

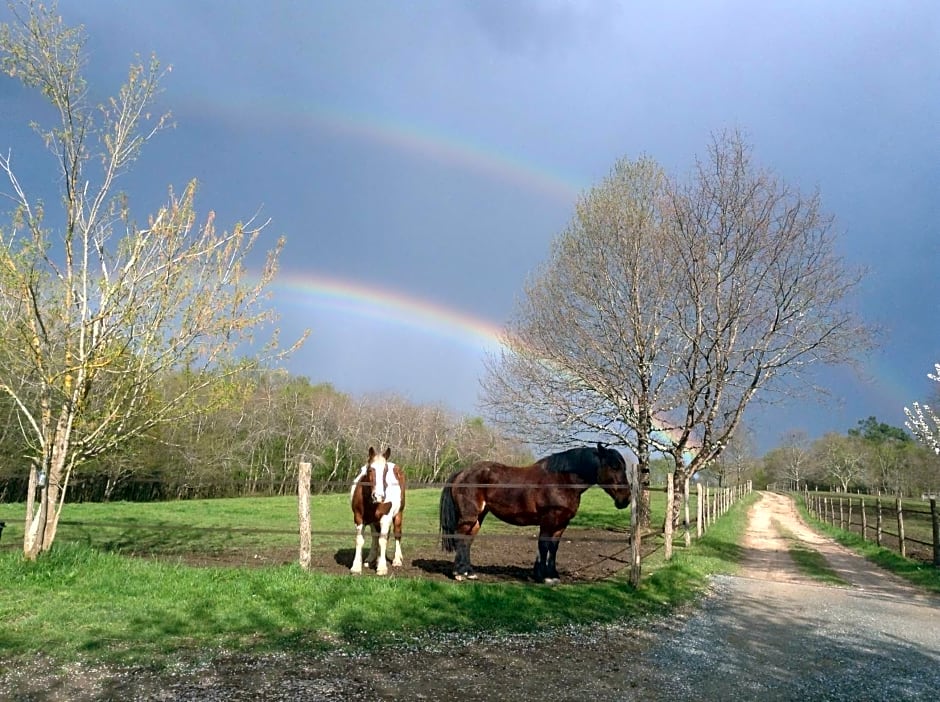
left=1, top=469, right=754, bottom=584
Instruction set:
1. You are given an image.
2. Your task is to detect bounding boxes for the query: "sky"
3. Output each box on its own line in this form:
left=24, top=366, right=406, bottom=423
left=1, top=1, right=938, bottom=455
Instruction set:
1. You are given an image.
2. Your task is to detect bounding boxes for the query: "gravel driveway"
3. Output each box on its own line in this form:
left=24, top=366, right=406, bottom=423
left=4, top=491, right=939, bottom=701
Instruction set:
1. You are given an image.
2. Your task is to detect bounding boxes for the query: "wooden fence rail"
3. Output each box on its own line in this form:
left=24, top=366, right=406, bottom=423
left=802, top=490, right=940, bottom=567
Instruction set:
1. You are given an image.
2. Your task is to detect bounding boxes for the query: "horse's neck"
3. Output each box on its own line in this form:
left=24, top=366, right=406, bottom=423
left=542, top=455, right=598, bottom=486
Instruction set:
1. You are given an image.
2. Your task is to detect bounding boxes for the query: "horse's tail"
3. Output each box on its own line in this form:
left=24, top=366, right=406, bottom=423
left=439, top=472, right=460, bottom=553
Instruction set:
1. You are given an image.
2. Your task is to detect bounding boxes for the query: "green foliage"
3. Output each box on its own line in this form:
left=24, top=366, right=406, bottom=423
left=849, top=416, right=912, bottom=444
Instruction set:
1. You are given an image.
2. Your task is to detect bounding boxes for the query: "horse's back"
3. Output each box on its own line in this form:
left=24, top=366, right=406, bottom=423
left=456, top=460, right=557, bottom=488
left=449, top=458, right=585, bottom=527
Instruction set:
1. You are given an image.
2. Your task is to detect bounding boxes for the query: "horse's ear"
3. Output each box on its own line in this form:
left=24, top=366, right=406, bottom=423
left=596, top=442, right=607, bottom=452
left=368, top=446, right=376, bottom=460
left=383, top=447, right=392, bottom=460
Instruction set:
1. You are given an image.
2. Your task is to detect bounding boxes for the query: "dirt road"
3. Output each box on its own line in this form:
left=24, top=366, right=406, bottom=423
left=637, top=491, right=940, bottom=701
left=4, top=491, right=940, bottom=701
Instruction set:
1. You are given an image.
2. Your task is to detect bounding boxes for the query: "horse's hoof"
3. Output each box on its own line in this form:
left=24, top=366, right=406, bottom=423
left=543, top=577, right=560, bottom=586
left=454, top=571, right=478, bottom=582
left=392, top=559, right=403, bottom=567
left=350, top=568, right=362, bottom=575
left=376, top=568, right=388, bottom=576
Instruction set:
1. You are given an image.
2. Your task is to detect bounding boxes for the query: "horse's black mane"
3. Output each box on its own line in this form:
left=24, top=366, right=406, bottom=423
left=542, top=446, right=607, bottom=480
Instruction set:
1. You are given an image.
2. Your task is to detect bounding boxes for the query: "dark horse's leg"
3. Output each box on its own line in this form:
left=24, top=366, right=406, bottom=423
left=534, top=526, right=564, bottom=584
left=440, top=479, right=486, bottom=581
left=454, top=513, right=485, bottom=581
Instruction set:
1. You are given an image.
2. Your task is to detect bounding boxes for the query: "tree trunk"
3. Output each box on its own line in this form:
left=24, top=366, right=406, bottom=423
left=23, top=476, right=47, bottom=560
left=636, top=453, right=651, bottom=529
left=23, top=419, right=72, bottom=559
left=667, top=466, right=692, bottom=529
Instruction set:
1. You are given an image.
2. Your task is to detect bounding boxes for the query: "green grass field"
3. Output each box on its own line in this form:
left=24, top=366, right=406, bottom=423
left=0, top=489, right=754, bottom=669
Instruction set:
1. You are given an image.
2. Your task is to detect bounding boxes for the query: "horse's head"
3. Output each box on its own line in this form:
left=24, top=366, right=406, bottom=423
left=596, top=442, right=632, bottom=509
left=367, top=446, right=392, bottom=504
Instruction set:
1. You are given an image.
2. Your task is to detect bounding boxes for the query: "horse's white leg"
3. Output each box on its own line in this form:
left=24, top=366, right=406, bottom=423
left=365, top=525, right=380, bottom=568
left=350, top=524, right=365, bottom=574
left=391, top=534, right=403, bottom=567
left=375, top=514, right=392, bottom=575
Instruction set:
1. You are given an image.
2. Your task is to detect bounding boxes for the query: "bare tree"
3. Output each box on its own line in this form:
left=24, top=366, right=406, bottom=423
left=815, top=433, right=866, bottom=492
left=710, top=426, right=756, bottom=488
left=483, top=156, right=680, bottom=525
left=777, top=430, right=813, bottom=490
left=484, top=131, right=871, bottom=527
left=0, top=2, right=305, bottom=557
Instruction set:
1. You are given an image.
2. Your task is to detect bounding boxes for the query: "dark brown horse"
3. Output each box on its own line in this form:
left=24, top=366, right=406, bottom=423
left=350, top=446, right=406, bottom=575
left=439, top=443, right=631, bottom=583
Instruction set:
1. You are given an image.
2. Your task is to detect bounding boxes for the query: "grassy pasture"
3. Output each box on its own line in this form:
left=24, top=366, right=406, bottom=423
left=0, top=488, right=752, bottom=668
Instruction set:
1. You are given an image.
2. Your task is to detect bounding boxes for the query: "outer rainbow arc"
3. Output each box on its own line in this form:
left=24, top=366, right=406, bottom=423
left=173, top=96, right=586, bottom=204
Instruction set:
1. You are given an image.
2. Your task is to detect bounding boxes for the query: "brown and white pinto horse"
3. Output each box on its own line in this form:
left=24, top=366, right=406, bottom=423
left=350, top=446, right=406, bottom=575
left=439, top=443, right=631, bottom=583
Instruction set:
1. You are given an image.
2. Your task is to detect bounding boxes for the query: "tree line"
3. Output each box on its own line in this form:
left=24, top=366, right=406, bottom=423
left=650, top=416, right=938, bottom=498
left=761, top=418, right=938, bottom=497
left=0, top=371, right=531, bottom=503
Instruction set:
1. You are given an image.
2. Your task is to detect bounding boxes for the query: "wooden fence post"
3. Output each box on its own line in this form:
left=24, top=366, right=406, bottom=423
left=847, top=498, right=853, bottom=534
left=298, top=460, right=312, bottom=570
left=861, top=499, right=868, bottom=541
left=696, top=481, right=704, bottom=538
left=930, top=498, right=940, bottom=567
left=876, top=497, right=883, bottom=547
left=896, top=496, right=906, bottom=558
left=706, top=486, right=712, bottom=528
left=665, top=473, right=674, bottom=560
